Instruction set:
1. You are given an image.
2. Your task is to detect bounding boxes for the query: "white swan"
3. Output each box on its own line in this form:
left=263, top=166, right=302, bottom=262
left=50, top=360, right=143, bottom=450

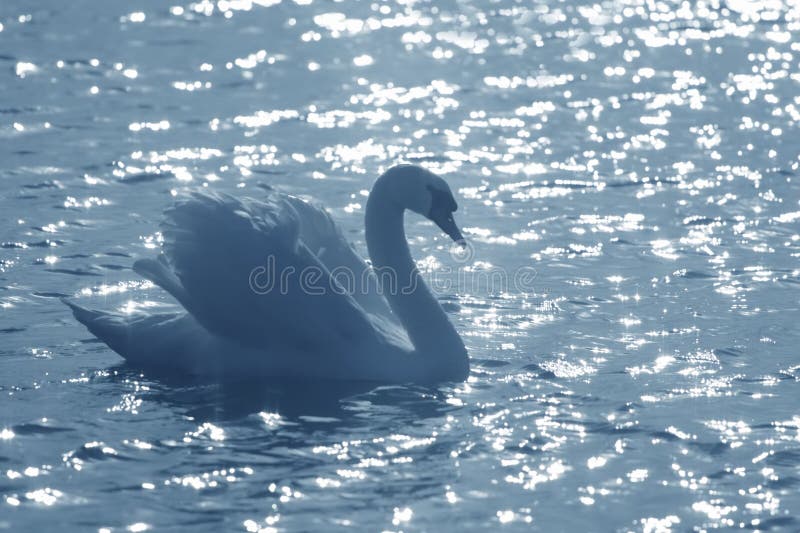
left=65, top=165, right=470, bottom=383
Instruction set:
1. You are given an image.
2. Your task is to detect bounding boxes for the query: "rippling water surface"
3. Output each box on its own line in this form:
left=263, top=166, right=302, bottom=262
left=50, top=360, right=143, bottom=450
left=2, top=0, right=800, bottom=530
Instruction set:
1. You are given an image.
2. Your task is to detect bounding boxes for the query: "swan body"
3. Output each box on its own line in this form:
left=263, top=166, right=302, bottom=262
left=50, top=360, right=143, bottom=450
left=66, top=165, right=469, bottom=383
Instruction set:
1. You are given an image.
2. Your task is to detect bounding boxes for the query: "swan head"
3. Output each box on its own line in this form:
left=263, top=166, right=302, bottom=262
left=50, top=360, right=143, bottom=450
left=379, top=164, right=465, bottom=244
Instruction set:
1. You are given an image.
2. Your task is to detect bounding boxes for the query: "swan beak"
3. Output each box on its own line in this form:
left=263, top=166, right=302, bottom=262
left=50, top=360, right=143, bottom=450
left=433, top=211, right=465, bottom=244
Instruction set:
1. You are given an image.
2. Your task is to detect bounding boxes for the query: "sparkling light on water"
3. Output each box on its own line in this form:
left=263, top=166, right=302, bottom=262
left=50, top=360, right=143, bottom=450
left=1, top=0, right=799, bottom=530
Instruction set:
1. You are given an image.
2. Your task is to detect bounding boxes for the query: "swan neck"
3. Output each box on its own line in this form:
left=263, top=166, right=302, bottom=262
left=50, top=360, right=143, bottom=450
left=365, top=176, right=468, bottom=381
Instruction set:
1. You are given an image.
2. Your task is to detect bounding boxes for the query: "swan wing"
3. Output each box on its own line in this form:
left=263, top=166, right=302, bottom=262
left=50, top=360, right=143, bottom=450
left=133, top=254, right=189, bottom=307
left=279, top=194, right=399, bottom=324
left=157, top=190, right=382, bottom=352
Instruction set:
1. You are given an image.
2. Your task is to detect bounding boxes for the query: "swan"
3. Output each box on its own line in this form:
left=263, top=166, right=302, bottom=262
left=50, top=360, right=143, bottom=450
left=65, top=164, right=470, bottom=383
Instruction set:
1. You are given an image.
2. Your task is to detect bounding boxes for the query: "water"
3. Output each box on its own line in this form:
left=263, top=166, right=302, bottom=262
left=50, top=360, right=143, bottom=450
left=2, top=0, right=799, bottom=530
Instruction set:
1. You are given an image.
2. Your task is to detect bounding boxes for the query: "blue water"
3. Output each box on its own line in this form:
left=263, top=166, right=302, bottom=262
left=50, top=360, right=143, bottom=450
left=2, top=0, right=800, bottom=530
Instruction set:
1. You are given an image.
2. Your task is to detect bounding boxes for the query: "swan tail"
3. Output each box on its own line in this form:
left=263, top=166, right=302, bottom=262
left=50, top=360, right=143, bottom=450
left=62, top=298, right=135, bottom=358
left=62, top=298, right=198, bottom=370
left=63, top=298, right=101, bottom=325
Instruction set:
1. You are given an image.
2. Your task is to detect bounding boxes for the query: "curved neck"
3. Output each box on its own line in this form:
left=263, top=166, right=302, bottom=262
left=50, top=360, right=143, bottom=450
left=365, top=175, right=468, bottom=381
